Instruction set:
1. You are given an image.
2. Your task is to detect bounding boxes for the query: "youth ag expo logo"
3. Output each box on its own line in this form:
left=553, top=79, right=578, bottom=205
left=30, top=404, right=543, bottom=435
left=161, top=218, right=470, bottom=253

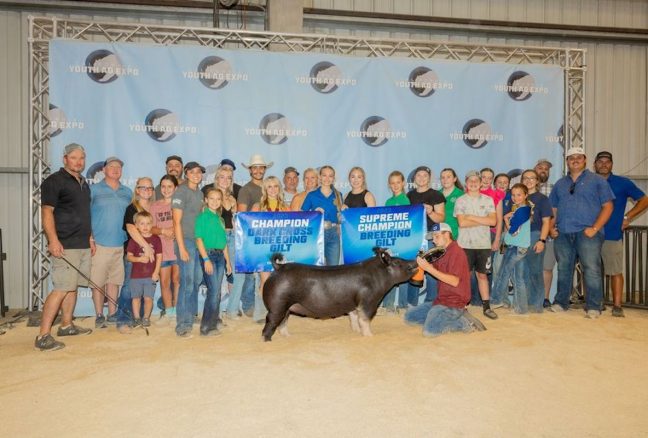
left=84, top=50, right=123, bottom=84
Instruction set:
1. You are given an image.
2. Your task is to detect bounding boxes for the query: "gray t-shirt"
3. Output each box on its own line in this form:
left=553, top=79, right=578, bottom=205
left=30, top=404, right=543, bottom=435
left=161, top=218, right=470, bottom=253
left=237, top=181, right=263, bottom=211
left=171, top=184, right=204, bottom=239
left=454, top=193, right=495, bottom=249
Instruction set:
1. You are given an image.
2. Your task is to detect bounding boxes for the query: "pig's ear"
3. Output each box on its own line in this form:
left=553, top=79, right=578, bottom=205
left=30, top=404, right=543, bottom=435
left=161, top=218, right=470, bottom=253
left=377, top=248, right=391, bottom=265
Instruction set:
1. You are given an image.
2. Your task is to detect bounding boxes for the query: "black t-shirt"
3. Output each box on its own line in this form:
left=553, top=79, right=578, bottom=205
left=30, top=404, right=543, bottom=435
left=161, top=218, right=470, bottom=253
left=407, top=188, right=446, bottom=231
left=41, top=168, right=91, bottom=249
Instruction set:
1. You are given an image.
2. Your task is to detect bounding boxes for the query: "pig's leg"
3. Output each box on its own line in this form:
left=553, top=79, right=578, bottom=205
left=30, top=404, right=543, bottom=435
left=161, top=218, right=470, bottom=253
left=263, top=307, right=289, bottom=341
left=357, top=308, right=373, bottom=337
left=348, top=310, right=360, bottom=332
left=278, top=313, right=291, bottom=336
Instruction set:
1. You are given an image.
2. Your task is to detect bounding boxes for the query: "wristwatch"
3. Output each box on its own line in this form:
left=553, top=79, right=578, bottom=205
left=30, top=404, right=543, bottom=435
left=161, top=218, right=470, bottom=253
left=538, top=238, right=546, bottom=243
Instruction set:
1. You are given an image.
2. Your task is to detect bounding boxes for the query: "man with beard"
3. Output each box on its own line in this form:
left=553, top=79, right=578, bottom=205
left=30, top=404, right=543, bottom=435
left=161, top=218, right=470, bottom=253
left=534, top=158, right=557, bottom=308
left=155, top=155, right=184, bottom=200
left=549, top=147, right=614, bottom=318
left=36, top=143, right=94, bottom=350
left=236, top=154, right=272, bottom=318
left=594, top=151, right=648, bottom=317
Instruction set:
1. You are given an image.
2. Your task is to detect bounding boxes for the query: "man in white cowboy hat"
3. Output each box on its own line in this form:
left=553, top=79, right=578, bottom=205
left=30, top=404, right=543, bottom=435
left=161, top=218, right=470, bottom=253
left=236, top=154, right=273, bottom=318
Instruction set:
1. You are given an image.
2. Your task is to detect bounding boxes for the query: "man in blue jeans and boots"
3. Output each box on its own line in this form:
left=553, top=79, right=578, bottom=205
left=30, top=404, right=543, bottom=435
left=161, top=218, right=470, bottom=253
left=405, top=223, right=486, bottom=336
left=549, top=147, right=614, bottom=318
left=237, top=154, right=272, bottom=318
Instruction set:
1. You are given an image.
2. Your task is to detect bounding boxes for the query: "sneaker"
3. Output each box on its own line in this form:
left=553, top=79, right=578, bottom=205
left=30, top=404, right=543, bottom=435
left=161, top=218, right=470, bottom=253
left=490, top=302, right=504, bottom=310
left=611, top=306, right=625, bottom=318
left=178, top=330, right=193, bottom=339
left=543, top=299, right=552, bottom=308
left=57, top=324, right=92, bottom=337
left=585, top=309, right=601, bottom=319
left=463, top=311, right=487, bottom=332
left=142, top=318, right=151, bottom=328
left=200, top=329, right=222, bottom=337
left=132, top=319, right=142, bottom=329
left=166, top=307, right=176, bottom=319
left=95, top=314, right=106, bottom=328
left=106, top=313, right=118, bottom=325
left=483, top=308, right=498, bottom=320
left=550, top=304, right=566, bottom=313
left=34, top=334, right=65, bottom=351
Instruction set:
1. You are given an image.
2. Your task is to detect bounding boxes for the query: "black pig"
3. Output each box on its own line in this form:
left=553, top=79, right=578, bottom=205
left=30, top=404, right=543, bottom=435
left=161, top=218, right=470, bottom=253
left=261, top=248, right=418, bottom=341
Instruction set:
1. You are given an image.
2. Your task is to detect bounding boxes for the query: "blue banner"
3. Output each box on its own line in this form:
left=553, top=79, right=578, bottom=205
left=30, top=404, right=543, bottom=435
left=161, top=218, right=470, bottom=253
left=49, top=40, right=565, bottom=204
left=234, top=211, right=324, bottom=272
left=340, top=205, right=426, bottom=264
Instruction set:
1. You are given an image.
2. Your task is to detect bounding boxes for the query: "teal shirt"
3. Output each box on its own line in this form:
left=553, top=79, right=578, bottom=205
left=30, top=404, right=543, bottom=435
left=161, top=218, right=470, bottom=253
left=385, top=192, right=410, bottom=207
left=195, top=209, right=227, bottom=250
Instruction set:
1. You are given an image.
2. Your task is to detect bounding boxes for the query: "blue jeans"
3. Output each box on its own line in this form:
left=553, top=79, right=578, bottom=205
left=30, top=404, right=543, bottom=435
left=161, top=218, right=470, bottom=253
left=554, top=231, right=604, bottom=311
left=175, top=238, right=202, bottom=335
left=382, top=282, right=409, bottom=309
left=491, top=246, right=530, bottom=313
left=525, top=231, right=545, bottom=312
left=241, top=274, right=256, bottom=314
left=324, top=227, right=340, bottom=266
left=116, top=260, right=133, bottom=327
left=405, top=303, right=473, bottom=337
left=199, top=249, right=225, bottom=334
left=225, top=229, right=245, bottom=317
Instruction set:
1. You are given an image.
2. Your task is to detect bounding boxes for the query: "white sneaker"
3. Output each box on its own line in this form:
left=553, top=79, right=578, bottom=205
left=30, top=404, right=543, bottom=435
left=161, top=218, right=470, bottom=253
left=550, top=304, right=565, bottom=313
left=585, top=309, right=601, bottom=319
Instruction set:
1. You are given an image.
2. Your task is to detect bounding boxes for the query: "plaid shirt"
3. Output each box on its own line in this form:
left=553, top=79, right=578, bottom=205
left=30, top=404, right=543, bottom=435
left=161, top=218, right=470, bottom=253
left=538, top=181, right=554, bottom=197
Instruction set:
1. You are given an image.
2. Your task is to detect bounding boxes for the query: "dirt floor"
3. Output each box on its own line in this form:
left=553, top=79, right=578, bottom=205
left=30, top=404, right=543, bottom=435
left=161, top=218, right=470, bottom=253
left=1, top=306, right=647, bottom=438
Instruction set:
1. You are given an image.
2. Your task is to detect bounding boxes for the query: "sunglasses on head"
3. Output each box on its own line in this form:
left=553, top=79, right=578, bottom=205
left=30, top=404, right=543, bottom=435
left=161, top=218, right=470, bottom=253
left=569, top=182, right=576, bottom=195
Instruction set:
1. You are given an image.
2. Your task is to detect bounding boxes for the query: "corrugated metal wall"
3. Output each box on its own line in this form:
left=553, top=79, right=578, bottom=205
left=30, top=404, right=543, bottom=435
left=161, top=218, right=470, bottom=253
left=0, top=1, right=647, bottom=308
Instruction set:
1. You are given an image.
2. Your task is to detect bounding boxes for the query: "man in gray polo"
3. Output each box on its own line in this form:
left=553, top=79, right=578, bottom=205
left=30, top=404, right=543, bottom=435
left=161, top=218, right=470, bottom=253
left=36, top=143, right=93, bottom=351
left=534, top=158, right=557, bottom=308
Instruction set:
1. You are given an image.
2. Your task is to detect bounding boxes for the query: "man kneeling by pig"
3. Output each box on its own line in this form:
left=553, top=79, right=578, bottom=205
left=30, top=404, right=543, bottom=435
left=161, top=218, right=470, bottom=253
left=405, top=223, right=487, bottom=337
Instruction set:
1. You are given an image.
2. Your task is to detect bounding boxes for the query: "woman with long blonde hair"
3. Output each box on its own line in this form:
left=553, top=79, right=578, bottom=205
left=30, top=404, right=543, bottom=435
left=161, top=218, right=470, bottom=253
left=251, top=176, right=291, bottom=323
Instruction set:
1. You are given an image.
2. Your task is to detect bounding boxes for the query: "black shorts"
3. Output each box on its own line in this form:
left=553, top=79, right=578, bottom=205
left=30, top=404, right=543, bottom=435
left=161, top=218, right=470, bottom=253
left=464, top=249, right=491, bottom=274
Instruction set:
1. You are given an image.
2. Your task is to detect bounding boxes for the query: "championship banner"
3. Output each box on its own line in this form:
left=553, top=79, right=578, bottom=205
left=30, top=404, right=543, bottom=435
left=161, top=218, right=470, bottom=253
left=234, top=211, right=324, bottom=272
left=340, top=205, right=426, bottom=264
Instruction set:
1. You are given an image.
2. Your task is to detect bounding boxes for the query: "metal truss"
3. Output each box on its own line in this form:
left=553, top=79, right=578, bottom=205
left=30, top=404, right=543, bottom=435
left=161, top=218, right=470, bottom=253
left=27, top=16, right=586, bottom=308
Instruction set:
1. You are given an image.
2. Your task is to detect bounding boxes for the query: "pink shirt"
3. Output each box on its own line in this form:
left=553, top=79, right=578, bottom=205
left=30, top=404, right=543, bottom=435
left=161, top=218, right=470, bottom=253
left=150, top=200, right=176, bottom=262
left=480, top=187, right=505, bottom=234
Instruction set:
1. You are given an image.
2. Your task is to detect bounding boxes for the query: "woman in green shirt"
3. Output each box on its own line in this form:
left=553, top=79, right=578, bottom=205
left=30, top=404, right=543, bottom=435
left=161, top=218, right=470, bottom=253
left=195, top=187, right=232, bottom=337
left=440, top=168, right=464, bottom=240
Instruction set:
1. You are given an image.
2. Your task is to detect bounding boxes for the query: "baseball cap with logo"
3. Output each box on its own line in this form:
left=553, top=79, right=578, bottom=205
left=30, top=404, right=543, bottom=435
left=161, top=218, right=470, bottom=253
left=166, top=155, right=183, bottom=165
left=595, top=151, right=613, bottom=162
left=565, top=147, right=586, bottom=158
left=414, top=166, right=431, bottom=176
left=184, top=161, right=206, bottom=173
left=219, top=158, right=236, bottom=170
left=104, top=156, right=124, bottom=167
left=432, top=223, right=452, bottom=234
left=535, top=158, right=553, bottom=168
left=284, top=166, right=299, bottom=176
left=465, top=170, right=480, bottom=179
left=64, top=143, right=85, bottom=155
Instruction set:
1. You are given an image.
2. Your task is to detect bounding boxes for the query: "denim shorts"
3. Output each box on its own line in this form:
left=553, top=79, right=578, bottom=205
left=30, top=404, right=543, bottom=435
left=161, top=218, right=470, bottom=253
left=161, top=260, right=177, bottom=268
left=129, top=278, right=157, bottom=298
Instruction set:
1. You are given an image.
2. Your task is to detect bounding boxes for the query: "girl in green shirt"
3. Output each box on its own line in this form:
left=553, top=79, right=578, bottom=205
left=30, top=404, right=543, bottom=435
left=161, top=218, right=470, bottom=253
left=195, top=187, right=232, bottom=336
left=440, top=168, right=464, bottom=240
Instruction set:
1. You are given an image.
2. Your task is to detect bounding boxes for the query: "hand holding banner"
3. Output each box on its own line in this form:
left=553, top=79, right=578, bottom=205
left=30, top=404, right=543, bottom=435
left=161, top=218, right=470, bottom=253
left=340, top=205, right=426, bottom=264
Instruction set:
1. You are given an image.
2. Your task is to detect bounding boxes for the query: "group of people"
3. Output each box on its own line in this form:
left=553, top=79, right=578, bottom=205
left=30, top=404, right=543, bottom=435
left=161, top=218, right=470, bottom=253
left=34, top=143, right=648, bottom=350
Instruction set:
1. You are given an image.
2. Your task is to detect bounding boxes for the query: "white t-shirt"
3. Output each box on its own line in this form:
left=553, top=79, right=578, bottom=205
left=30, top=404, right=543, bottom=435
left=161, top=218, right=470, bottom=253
left=454, top=193, right=495, bottom=249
